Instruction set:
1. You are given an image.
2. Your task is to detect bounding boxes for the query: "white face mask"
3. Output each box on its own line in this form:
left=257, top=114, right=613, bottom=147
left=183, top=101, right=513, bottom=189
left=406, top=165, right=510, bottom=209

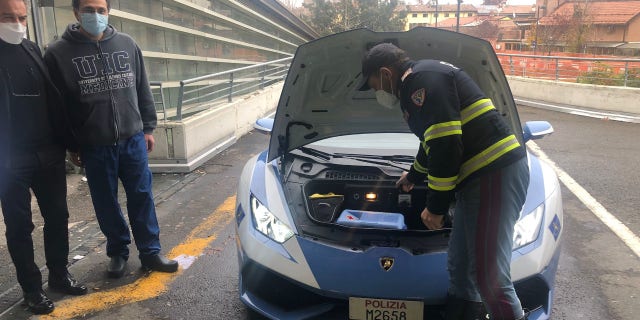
left=0, top=22, right=27, bottom=45
left=375, top=70, right=399, bottom=109
left=376, top=90, right=400, bottom=109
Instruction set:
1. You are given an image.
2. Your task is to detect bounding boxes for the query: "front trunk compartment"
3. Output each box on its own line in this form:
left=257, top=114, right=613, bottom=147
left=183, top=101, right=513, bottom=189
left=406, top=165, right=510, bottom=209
left=283, top=157, right=451, bottom=253
left=303, top=179, right=433, bottom=231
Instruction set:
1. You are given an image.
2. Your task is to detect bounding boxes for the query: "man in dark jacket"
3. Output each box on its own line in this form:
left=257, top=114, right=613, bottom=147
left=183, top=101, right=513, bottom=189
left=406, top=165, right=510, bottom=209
left=43, top=0, right=178, bottom=278
left=360, top=43, right=530, bottom=320
left=0, top=0, right=87, bottom=314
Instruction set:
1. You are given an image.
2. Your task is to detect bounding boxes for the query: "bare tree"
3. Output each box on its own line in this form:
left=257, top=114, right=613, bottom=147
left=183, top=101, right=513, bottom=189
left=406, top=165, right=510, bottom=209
left=302, top=0, right=406, bottom=36
left=538, top=2, right=593, bottom=53
left=566, top=3, right=592, bottom=53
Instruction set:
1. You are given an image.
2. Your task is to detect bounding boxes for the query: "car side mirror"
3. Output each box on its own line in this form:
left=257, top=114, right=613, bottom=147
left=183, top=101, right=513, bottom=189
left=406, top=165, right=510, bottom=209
left=254, top=118, right=274, bottom=134
left=523, top=121, right=554, bottom=142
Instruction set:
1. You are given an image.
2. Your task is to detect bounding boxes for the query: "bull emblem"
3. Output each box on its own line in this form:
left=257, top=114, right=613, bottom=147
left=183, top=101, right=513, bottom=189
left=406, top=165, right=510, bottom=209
left=380, top=257, right=394, bottom=271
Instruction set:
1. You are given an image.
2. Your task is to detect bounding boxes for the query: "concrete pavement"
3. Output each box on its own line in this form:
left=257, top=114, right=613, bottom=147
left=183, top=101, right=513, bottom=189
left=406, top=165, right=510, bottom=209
left=0, top=162, right=199, bottom=318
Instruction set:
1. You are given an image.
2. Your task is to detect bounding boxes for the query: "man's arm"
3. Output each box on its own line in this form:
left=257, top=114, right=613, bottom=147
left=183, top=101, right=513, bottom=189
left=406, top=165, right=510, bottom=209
left=134, top=44, right=157, bottom=135
left=409, top=71, right=462, bottom=215
left=43, top=47, right=79, bottom=153
left=133, top=44, right=157, bottom=152
left=406, top=140, right=429, bottom=184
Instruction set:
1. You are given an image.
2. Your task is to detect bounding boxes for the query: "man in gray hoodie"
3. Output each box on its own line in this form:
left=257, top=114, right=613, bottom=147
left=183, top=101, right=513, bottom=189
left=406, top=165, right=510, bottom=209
left=44, top=0, right=178, bottom=278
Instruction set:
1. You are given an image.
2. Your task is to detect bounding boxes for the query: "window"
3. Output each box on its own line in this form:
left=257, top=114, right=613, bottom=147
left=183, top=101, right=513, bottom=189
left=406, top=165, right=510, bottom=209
left=468, top=13, right=473, bottom=17
left=163, top=5, right=194, bottom=29
left=165, top=30, right=196, bottom=56
left=423, top=14, right=427, bottom=17
left=412, top=13, right=417, bottom=17
left=144, top=57, right=168, bottom=81
left=118, top=0, right=162, bottom=18
left=445, top=13, right=449, bottom=17
left=121, top=21, right=165, bottom=53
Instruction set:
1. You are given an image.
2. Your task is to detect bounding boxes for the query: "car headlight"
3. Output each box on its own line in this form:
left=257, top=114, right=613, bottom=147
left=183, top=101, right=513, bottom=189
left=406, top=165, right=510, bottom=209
left=250, top=195, right=294, bottom=243
left=512, top=204, right=544, bottom=250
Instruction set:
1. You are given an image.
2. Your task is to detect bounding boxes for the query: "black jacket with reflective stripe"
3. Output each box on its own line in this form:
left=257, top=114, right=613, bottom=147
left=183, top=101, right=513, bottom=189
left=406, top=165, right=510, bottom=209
left=399, top=60, right=526, bottom=215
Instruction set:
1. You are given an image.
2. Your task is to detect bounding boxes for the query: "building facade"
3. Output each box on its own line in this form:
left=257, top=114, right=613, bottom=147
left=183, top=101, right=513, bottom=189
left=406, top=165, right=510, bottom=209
left=404, top=4, right=477, bottom=30
left=27, top=0, right=317, bottom=108
left=537, top=0, right=640, bottom=55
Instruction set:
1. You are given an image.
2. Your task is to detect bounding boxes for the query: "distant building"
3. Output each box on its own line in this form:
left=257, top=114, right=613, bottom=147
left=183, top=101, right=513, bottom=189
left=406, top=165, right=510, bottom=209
left=489, top=5, right=538, bottom=51
left=537, top=0, right=640, bottom=55
left=404, top=4, right=478, bottom=30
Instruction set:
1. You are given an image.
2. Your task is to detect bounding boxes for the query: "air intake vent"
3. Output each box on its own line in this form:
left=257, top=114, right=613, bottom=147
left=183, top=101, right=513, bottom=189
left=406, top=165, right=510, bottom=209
left=324, top=171, right=380, bottom=181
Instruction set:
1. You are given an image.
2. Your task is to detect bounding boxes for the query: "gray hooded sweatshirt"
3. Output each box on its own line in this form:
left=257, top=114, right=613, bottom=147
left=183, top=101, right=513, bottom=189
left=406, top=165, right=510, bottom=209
left=44, top=24, right=156, bottom=150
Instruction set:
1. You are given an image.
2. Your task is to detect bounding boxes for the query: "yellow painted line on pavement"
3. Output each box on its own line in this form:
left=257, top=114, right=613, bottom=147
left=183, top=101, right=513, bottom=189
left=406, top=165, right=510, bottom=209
left=39, top=195, right=237, bottom=319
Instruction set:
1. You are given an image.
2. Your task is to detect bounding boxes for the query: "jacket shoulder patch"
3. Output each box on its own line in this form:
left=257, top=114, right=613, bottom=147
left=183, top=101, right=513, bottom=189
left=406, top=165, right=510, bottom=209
left=411, top=88, right=426, bottom=107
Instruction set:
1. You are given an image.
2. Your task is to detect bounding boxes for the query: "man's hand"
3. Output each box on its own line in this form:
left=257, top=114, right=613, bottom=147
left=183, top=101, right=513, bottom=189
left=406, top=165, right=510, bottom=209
left=144, top=134, right=155, bottom=153
left=395, top=171, right=415, bottom=192
left=421, top=208, right=445, bottom=230
left=68, top=152, right=82, bottom=167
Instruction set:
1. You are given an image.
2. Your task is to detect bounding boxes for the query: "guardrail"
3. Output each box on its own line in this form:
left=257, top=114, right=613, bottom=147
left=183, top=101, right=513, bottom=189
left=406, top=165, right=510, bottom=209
left=497, top=53, right=640, bottom=88
left=174, top=57, right=293, bottom=121
left=149, top=81, right=167, bottom=120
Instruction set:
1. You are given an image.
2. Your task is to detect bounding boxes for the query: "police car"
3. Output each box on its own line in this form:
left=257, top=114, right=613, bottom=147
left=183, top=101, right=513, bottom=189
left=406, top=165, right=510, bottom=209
left=235, top=28, right=563, bottom=320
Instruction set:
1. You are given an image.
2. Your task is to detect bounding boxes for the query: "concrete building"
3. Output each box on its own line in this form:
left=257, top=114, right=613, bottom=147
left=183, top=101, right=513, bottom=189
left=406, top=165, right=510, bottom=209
left=27, top=0, right=317, bottom=109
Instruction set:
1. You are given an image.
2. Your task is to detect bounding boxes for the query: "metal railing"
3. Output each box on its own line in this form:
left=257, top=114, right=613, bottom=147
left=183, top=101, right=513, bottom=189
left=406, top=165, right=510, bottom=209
left=497, top=53, right=640, bottom=88
left=174, top=57, right=293, bottom=121
left=149, top=81, right=167, bottom=120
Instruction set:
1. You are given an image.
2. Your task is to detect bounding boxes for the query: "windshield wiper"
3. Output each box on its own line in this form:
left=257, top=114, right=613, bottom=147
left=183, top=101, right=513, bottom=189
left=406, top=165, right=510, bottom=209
left=334, top=153, right=415, bottom=163
left=296, top=147, right=412, bottom=171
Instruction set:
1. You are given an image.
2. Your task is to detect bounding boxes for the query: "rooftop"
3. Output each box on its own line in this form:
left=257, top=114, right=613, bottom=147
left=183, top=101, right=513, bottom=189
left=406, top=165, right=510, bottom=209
left=540, top=1, right=640, bottom=25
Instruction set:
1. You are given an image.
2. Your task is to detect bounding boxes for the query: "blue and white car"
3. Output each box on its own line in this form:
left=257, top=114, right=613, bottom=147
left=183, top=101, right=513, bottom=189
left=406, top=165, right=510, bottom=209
left=235, top=28, right=563, bottom=320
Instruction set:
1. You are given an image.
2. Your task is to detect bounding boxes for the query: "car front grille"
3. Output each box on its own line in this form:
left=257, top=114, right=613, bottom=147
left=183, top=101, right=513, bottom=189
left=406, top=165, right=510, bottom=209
left=241, top=259, right=448, bottom=319
left=324, top=171, right=381, bottom=181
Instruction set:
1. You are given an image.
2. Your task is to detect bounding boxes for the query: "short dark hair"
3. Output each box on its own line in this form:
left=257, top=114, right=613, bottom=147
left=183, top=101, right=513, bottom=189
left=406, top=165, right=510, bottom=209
left=359, top=43, right=410, bottom=91
left=72, top=0, right=111, bottom=10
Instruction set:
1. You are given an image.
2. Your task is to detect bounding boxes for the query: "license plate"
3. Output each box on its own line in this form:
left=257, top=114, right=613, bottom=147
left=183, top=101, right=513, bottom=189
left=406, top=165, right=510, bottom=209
left=349, top=297, right=424, bottom=320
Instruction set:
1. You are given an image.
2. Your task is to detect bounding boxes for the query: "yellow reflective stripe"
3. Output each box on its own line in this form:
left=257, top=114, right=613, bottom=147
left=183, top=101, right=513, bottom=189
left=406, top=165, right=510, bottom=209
left=458, top=135, right=521, bottom=182
left=461, top=99, right=495, bottom=125
left=428, top=175, right=458, bottom=191
left=413, top=160, right=428, bottom=174
left=423, top=121, right=462, bottom=142
left=413, top=141, right=429, bottom=173
left=421, top=140, right=430, bottom=155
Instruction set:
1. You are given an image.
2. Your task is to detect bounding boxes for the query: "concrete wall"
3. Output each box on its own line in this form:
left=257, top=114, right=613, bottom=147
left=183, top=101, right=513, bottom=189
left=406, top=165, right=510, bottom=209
left=148, top=83, right=283, bottom=172
left=507, top=76, right=640, bottom=115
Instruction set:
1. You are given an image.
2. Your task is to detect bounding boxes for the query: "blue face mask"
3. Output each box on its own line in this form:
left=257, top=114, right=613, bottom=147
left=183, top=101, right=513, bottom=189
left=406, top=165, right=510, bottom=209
left=80, top=12, right=108, bottom=37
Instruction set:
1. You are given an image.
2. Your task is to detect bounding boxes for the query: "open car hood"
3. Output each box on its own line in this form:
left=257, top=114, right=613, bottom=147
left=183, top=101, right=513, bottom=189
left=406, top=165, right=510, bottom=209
left=268, top=28, right=523, bottom=161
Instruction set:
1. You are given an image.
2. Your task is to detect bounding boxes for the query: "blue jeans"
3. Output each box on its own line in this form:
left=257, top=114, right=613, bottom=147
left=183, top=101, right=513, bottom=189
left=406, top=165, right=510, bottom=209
left=81, top=131, right=161, bottom=260
left=448, top=157, right=529, bottom=320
